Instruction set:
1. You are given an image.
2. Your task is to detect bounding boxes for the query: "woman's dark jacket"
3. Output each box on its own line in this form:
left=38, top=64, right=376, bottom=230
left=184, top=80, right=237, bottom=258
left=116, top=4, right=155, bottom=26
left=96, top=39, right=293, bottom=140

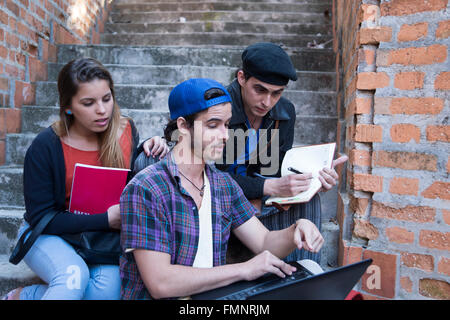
left=23, top=120, right=141, bottom=234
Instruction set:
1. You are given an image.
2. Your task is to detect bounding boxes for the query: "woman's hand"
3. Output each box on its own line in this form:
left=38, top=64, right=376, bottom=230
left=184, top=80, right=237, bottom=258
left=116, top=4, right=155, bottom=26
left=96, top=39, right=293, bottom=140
left=107, top=204, right=121, bottom=230
left=142, top=136, right=170, bottom=159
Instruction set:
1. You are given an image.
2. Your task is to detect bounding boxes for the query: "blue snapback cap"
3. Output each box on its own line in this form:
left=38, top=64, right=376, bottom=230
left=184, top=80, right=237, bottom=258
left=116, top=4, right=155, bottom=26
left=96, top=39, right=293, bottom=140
left=168, top=78, right=232, bottom=120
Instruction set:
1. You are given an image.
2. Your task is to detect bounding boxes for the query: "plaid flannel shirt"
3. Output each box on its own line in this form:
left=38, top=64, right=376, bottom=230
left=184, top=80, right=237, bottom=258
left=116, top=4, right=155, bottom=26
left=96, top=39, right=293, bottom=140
left=119, top=152, right=257, bottom=300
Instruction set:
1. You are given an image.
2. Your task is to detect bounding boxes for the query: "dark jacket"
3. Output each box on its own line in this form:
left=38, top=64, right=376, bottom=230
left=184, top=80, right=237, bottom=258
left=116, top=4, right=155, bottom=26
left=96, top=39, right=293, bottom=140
left=23, top=120, right=141, bottom=234
left=216, top=79, right=296, bottom=200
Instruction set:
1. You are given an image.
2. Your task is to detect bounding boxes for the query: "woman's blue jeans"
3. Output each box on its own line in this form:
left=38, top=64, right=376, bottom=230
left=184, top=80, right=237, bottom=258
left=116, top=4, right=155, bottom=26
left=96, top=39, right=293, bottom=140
left=17, top=222, right=121, bottom=300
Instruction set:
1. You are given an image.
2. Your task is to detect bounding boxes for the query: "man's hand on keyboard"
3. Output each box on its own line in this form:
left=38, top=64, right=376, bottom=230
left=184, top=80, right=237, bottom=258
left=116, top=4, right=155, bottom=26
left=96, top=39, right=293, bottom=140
left=241, top=250, right=297, bottom=281
left=293, top=219, right=324, bottom=253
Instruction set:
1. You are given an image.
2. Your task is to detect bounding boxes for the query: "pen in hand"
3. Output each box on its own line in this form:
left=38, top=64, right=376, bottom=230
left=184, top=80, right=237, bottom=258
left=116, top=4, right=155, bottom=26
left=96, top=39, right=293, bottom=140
left=288, top=167, right=303, bottom=174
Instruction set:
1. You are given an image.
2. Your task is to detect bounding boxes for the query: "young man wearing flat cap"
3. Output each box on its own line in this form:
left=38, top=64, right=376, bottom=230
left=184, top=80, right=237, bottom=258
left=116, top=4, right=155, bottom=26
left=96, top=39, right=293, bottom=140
left=119, top=78, right=324, bottom=299
left=216, top=42, right=348, bottom=263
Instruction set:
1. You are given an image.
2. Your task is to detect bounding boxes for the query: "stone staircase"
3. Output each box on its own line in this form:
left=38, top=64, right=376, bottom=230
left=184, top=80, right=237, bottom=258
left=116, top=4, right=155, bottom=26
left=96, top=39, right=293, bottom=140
left=0, top=0, right=339, bottom=297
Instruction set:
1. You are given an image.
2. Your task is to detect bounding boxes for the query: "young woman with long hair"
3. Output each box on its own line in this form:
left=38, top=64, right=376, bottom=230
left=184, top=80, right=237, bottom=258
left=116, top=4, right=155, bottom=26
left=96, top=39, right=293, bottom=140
left=3, top=58, right=168, bottom=300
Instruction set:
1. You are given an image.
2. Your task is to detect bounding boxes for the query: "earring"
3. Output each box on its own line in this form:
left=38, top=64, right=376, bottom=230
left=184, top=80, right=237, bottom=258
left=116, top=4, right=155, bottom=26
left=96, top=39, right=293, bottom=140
left=66, top=110, right=72, bottom=115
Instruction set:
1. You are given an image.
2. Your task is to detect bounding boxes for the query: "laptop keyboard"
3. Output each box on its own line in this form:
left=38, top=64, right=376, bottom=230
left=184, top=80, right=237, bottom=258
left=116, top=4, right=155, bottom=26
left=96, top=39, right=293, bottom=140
left=218, top=267, right=311, bottom=300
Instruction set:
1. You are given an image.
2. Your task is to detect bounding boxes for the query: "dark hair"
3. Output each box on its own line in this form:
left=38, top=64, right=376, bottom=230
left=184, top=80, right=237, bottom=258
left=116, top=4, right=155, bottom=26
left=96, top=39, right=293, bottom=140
left=163, top=87, right=228, bottom=142
left=234, top=68, right=252, bottom=80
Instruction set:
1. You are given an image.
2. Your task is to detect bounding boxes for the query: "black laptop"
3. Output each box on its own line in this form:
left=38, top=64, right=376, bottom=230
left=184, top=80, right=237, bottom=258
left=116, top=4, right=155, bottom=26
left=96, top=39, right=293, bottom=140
left=191, top=259, right=372, bottom=300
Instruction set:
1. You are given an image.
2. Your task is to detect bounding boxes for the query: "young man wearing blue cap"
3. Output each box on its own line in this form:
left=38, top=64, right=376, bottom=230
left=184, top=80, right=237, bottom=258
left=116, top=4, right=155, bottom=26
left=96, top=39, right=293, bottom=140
left=119, top=78, right=324, bottom=299
left=216, top=42, right=348, bottom=263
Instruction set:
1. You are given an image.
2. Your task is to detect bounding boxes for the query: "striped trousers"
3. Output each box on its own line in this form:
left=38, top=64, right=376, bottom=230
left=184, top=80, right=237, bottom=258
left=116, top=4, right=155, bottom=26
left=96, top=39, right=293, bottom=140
left=259, top=193, right=322, bottom=263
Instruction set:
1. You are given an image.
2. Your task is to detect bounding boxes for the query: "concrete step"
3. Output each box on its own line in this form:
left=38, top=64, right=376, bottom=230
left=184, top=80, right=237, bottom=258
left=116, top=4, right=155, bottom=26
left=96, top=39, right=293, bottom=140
left=111, top=2, right=331, bottom=14
left=35, top=81, right=336, bottom=110
left=0, top=209, right=24, bottom=256
left=100, top=32, right=332, bottom=48
left=18, top=106, right=168, bottom=136
left=56, top=45, right=336, bottom=72
left=105, top=21, right=332, bottom=37
left=0, top=254, right=43, bottom=298
left=0, top=167, right=24, bottom=208
left=109, top=11, right=331, bottom=25
left=46, top=63, right=336, bottom=91
left=6, top=107, right=337, bottom=169
left=18, top=97, right=336, bottom=131
left=319, top=220, right=340, bottom=270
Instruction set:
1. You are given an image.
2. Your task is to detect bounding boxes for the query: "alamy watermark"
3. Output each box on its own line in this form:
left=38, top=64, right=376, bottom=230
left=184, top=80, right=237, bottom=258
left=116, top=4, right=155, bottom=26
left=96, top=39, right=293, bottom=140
left=169, top=122, right=281, bottom=176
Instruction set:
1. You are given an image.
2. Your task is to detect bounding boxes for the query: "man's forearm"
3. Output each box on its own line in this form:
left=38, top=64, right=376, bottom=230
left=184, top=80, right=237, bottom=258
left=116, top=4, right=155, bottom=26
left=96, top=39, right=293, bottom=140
left=261, top=223, right=297, bottom=259
left=146, top=262, right=247, bottom=299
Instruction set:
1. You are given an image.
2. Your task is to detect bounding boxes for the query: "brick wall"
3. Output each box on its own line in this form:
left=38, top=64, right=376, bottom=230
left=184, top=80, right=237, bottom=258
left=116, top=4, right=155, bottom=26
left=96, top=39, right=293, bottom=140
left=0, top=0, right=111, bottom=164
left=334, top=0, right=449, bottom=299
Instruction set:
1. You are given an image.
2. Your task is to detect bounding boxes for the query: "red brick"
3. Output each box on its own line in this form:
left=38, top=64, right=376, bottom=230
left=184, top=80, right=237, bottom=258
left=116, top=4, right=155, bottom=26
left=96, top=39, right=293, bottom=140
left=400, top=277, right=413, bottom=293
left=6, top=0, right=20, bottom=17
left=436, top=20, right=450, bottom=39
left=5, top=108, right=21, bottom=133
left=353, top=173, right=383, bottom=193
left=355, top=97, right=372, bottom=114
left=378, top=45, right=447, bottom=66
left=426, top=126, right=450, bottom=142
left=353, top=218, right=379, bottom=240
left=438, top=257, right=450, bottom=276
left=362, top=250, right=397, bottom=299
left=4, top=64, right=19, bottom=78
left=419, top=279, right=450, bottom=300
left=345, top=98, right=356, bottom=119
left=359, top=48, right=376, bottom=66
left=350, top=196, right=369, bottom=215
left=359, top=27, right=392, bottom=44
left=387, top=97, right=444, bottom=115
left=421, top=181, right=450, bottom=200
left=355, top=124, right=383, bottom=142
left=0, top=78, right=8, bottom=92
left=372, top=202, right=435, bottom=223
left=358, top=4, right=380, bottom=24
left=0, top=140, right=4, bottom=165
left=394, top=72, right=424, bottom=90
left=386, top=227, right=414, bottom=244
left=389, top=177, right=419, bottom=195
left=349, top=149, right=371, bottom=166
left=390, top=124, right=420, bottom=143
left=0, top=10, right=8, bottom=25
left=361, top=293, right=388, bottom=300
left=434, top=72, right=450, bottom=90
left=6, top=32, right=20, bottom=49
left=373, top=151, right=437, bottom=171
left=0, top=46, right=8, bottom=60
left=381, top=0, right=448, bottom=16
left=338, top=239, right=363, bottom=267
left=14, top=80, right=35, bottom=107
left=419, top=230, right=450, bottom=251
left=357, top=72, right=390, bottom=90
left=398, top=22, right=428, bottom=42
left=401, top=252, right=434, bottom=272
left=443, top=209, right=450, bottom=225
left=28, top=57, right=47, bottom=82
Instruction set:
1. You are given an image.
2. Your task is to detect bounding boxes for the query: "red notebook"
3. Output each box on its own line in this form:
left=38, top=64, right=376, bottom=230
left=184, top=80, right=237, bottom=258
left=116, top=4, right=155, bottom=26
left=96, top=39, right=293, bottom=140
left=68, top=163, right=130, bottom=215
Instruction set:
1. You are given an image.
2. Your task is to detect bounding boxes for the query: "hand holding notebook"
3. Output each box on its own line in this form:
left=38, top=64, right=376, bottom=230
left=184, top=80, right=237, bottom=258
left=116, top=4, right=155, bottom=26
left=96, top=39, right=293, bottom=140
left=265, top=143, right=337, bottom=206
